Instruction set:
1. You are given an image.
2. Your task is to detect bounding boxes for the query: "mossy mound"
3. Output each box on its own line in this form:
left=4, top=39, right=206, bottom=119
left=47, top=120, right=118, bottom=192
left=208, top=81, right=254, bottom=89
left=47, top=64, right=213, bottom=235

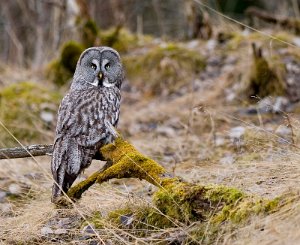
left=0, top=81, right=61, bottom=146
left=124, top=43, right=206, bottom=96
left=82, top=19, right=99, bottom=47
left=89, top=182, right=280, bottom=243
left=100, top=27, right=144, bottom=53
left=241, top=43, right=286, bottom=100
left=47, top=41, right=84, bottom=87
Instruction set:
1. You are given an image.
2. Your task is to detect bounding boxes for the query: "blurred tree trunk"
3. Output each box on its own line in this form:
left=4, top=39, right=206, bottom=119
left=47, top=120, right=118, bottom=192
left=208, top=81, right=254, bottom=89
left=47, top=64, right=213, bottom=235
left=2, top=1, right=25, bottom=67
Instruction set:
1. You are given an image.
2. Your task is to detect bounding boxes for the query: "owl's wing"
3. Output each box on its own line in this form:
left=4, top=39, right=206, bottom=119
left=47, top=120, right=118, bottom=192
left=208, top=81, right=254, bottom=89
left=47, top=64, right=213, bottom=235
left=52, top=92, right=74, bottom=181
left=54, top=93, right=73, bottom=140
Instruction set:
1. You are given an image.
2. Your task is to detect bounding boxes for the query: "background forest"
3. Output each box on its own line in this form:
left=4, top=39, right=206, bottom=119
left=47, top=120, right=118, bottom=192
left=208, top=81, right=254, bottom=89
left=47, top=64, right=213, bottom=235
left=1, top=0, right=300, bottom=244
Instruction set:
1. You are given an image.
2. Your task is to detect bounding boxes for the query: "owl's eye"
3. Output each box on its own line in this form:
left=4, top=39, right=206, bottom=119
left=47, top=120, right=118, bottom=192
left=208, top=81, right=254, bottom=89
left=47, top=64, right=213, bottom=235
left=105, top=63, right=110, bottom=70
left=91, top=63, right=97, bottom=70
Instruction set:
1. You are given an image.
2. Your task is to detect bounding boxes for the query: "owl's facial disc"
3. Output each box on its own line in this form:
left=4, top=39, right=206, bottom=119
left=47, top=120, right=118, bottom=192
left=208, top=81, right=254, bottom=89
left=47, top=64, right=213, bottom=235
left=89, top=59, right=101, bottom=87
left=102, top=58, right=115, bottom=88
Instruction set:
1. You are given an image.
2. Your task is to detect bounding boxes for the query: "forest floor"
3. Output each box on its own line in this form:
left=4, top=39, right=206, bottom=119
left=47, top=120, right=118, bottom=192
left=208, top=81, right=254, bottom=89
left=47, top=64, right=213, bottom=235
left=1, top=28, right=300, bottom=244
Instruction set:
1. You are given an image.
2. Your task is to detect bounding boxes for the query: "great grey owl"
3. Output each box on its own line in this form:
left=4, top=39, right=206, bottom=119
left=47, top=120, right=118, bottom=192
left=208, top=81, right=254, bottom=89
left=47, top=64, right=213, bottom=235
left=51, top=47, right=124, bottom=202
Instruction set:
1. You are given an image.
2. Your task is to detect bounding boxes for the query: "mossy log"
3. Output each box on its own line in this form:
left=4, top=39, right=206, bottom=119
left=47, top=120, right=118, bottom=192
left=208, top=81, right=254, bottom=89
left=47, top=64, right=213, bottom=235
left=67, top=136, right=281, bottom=226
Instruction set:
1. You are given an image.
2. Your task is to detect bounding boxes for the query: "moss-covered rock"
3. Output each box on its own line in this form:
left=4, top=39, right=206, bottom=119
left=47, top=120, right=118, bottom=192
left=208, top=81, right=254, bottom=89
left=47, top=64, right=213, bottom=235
left=47, top=41, right=84, bottom=87
left=0, top=81, right=61, bottom=146
left=123, top=43, right=206, bottom=96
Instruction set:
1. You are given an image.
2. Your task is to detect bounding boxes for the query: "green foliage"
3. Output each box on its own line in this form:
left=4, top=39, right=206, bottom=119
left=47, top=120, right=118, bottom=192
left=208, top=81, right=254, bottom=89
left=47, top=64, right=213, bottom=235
left=0, top=81, right=61, bottom=146
left=123, top=43, right=206, bottom=96
left=47, top=41, right=84, bottom=87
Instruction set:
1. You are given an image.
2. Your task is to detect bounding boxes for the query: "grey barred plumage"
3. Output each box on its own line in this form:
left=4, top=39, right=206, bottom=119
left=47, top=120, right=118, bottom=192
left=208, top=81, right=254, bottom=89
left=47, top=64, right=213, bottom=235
left=51, top=47, right=124, bottom=202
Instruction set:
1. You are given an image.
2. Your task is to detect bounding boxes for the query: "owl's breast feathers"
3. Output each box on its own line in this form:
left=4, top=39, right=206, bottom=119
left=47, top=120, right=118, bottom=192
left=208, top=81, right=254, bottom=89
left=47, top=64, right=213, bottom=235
left=55, top=87, right=121, bottom=147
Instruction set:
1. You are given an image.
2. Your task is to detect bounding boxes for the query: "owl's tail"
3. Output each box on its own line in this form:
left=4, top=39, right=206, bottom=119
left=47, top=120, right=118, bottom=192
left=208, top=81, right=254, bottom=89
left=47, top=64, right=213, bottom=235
left=51, top=138, right=77, bottom=202
left=51, top=171, right=77, bottom=202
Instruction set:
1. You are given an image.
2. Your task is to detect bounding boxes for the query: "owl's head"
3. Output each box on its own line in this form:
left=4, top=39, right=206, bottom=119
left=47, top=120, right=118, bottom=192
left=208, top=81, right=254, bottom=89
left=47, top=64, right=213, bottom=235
left=72, top=47, right=124, bottom=90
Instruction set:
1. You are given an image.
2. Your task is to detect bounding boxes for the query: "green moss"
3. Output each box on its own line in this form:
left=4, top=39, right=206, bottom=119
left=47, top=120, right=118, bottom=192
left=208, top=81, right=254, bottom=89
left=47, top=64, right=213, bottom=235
left=82, top=19, right=99, bottom=47
left=0, top=81, right=61, bottom=146
left=123, top=43, right=206, bottom=96
left=97, top=139, right=167, bottom=186
left=104, top=183, right=281, bottom=237
left=68, top=137, right=167, bottom=199
left=60, top=41, right=84, bottom=73
left=100, top=27, right=141, bottom=53
left=250, top=57, right=284, bottom=97
left=242, top=44, right=286, bottom=100
left=47, top=41, right=84, bottom=87
left=82, top=211, right=104, bottom=229
left=204, top=184, right=245, bottom=204
left=47, top=60, right=72, bottom=87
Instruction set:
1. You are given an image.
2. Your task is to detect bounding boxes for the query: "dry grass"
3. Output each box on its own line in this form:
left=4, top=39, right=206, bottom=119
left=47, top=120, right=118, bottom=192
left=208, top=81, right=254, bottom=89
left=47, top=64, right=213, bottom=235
left=1, top=18, right=300, bottom=244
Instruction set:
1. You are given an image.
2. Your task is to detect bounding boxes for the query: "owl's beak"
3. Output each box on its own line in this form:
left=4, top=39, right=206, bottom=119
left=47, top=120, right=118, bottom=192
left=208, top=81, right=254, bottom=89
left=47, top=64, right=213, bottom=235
left=98, top=72, right=103, bottom=81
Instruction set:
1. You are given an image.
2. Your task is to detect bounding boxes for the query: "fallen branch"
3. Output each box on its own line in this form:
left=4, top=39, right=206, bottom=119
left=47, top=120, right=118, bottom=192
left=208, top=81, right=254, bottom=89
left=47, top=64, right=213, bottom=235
left=0, top=144, right=53, bottom=159
left=0, top=144, right=104, bottom=160
left=246, top=7, right=300, bottom=34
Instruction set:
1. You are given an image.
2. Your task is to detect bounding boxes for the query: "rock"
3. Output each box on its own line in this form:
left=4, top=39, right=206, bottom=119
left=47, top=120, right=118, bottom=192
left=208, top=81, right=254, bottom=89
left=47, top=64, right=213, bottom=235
left=215, top=136, right=225, bottom=147
left=54, top=228, right=67, bottom=235
left=82, top=224, right=96, bottom=235
left=0, top=203, right=12, bottom=213
left=0, top=191, right=7, bottom=202
left=293, top=37, right=300, bottom=47
left=41, top=226, right=54, bottom=236
left=225, top=90, right=236, bottom=102
left=206, top=39, right=217, bottom=51
left=257, top=97, right=273, bottom=113
left=40, top=111, right=54, bottom=123
left=272, top=97, right=289, bottom=113
left=186, top=40, right=199, bottom=49
left=275, top=125, right=292, bottom=143
left=258, top=97, right=290, bottom=114
left=24, top=172, right=44, bottom=180
left=219, top=155, right=235, bottom=165
left=8, top=183, right=22, bottom=195
left=57, top=218, right=72, bottom=228
left=156, top=126, right=176, bottom=137
left=228, top=126, right=245, bottom=140
left=120, top=214, right=134, bottom=226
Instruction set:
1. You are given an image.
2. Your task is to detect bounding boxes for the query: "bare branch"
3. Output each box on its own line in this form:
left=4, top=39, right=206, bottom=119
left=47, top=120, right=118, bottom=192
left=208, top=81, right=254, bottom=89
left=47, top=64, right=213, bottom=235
left=0, top=144, right=53, bottom=159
